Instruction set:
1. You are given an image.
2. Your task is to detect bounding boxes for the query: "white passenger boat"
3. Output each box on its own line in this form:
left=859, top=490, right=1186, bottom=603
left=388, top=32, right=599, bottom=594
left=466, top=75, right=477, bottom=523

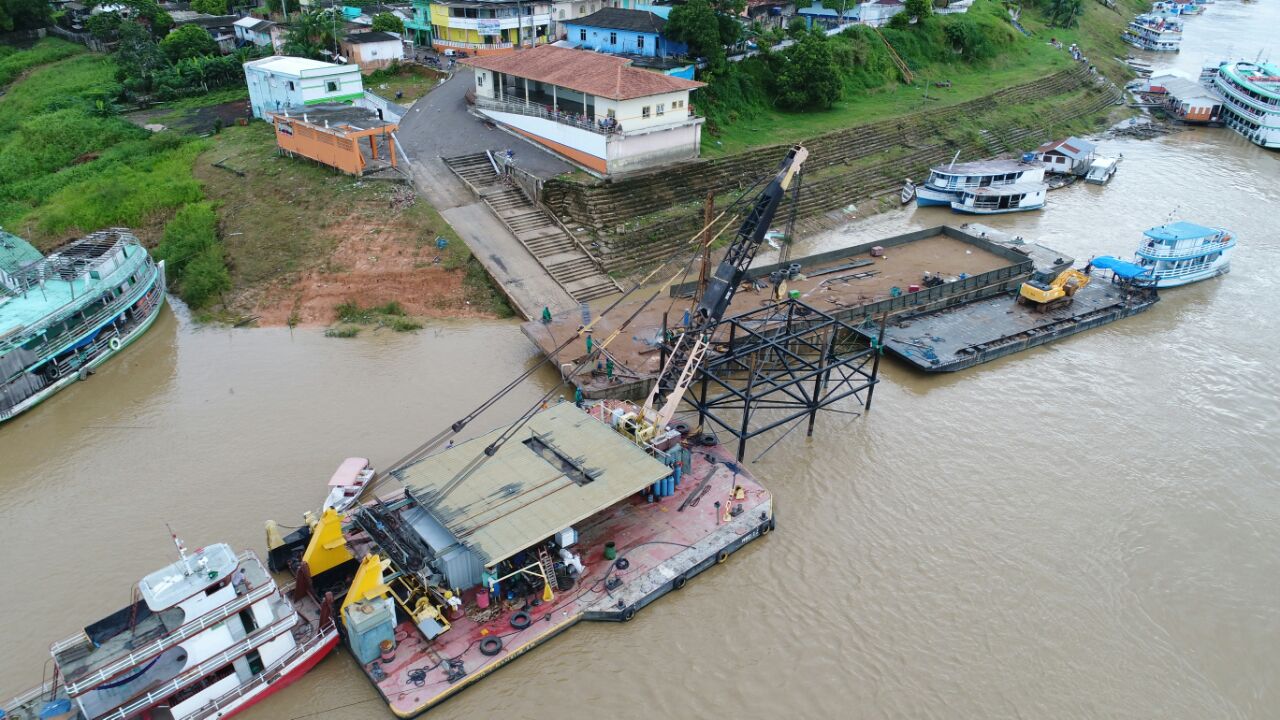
left=2, top=538, right=338, bottom=720
left=1123, top=14, right=1182, bottom=52
left=323, top=456, right=375, bottom=513
left=1203, top=60, right=1280, bottom=149
left=1132, top=220, right=1235, bottom=287
left=949, top=181, right=1048, bottom=214
left=915, top=158, right=1046, bottom=207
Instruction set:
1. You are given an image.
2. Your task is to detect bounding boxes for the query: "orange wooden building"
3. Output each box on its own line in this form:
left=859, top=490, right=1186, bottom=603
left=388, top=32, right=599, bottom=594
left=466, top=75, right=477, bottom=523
left=268, top=105, right=400, bottom=176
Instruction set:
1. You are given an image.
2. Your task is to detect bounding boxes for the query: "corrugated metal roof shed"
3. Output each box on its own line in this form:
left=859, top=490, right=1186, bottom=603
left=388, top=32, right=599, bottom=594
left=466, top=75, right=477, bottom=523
left=399, top=402, right=670, bottom=566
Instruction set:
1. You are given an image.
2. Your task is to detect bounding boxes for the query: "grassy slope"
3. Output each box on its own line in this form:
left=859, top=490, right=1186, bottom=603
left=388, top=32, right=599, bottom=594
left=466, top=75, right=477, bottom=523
left=0, top=50, right=207, bottom=248
left=704, top=0, right=1143, bottom=156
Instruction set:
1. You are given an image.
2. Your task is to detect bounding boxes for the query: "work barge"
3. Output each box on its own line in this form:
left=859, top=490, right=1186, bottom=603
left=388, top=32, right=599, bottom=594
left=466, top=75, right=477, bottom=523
left=524, top=222, right=1160, bottom=386
left=273, top=400, right=772, bottom=718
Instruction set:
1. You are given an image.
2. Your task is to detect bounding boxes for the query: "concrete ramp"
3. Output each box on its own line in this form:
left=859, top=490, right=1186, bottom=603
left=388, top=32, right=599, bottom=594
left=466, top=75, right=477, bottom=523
left=444, top=154, right=620, bottom=303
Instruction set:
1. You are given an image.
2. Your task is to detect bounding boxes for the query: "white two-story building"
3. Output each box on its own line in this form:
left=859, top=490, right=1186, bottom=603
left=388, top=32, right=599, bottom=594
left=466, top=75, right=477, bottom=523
left=464, top=45, right=704, bottom=176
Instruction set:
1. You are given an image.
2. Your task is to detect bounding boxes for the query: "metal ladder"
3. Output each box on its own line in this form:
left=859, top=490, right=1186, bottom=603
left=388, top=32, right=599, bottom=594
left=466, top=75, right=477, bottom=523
left=537, top=548, right=557, bottom=592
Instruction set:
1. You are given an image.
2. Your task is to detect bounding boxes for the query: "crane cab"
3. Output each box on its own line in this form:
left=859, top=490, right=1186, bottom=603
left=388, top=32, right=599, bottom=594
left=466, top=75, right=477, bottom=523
left=616, top=412, right=659, bottom=446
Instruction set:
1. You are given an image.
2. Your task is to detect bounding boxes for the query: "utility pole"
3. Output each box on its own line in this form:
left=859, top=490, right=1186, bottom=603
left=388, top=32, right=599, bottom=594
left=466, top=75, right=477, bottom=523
left=694, top=191, right=714, bottom=305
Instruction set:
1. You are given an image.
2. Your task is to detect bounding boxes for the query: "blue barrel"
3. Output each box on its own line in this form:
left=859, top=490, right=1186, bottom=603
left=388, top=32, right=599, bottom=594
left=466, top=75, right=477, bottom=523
left=673, top=465, right=682, bottom=487
left=40, top=700, right=72, bottom=719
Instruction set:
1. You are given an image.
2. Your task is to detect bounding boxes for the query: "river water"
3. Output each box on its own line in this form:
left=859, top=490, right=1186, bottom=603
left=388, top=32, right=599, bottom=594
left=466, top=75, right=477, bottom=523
left=3, top=4, right=1278, bottom=719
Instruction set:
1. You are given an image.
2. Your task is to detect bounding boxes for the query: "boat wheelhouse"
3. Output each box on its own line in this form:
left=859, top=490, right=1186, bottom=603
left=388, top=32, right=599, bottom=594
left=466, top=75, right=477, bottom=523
left=950, top=181, right=1048, bottom=215
left=1123, top=14, right=1182, bottom=52
left=1084, top=156, right=1121, bottom=184
left=1, top=228, right=166, bottom=423
left=2, top=542, right=338, bottom=720
left=1132, top=220, right=1234, bottom=287
left=915, top=159, right=1046, bottom=207
left=1204, top=60, right=1280, bottom=148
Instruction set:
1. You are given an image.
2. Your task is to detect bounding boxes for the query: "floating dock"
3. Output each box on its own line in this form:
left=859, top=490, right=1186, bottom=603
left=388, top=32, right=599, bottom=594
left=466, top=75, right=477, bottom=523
left=860, top=278, right=1159, bottom=372
left=524, top=226, right=1044, bottom=399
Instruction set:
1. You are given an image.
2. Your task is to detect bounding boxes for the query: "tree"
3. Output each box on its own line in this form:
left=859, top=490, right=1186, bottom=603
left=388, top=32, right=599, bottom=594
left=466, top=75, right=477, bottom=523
left=114, top=21, right=167, bottom=88
left=159, top=24, right=220, bottom=61
left=773, top=32, right=841, bottom=110
left=903, top=0, right=932, bottom=24
left=86, top=10, right=125, bottom=40
left=283, top=10, right=338, bottom=59
left=370, top=12, right=403, bottom=33
left=0, top=0, right=51, bottom=31
left=785, top=16, right=807, bottom=41
left=190, top=0, right=227, bottom=15
left=1048, top=0, right=1083, bottom=28
left=665, top=0, right=725, bottom=68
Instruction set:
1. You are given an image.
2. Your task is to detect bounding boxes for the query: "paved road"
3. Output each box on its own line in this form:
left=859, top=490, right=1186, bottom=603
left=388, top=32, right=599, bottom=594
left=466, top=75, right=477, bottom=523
left=398, top=70, right=572, bottom=180
left=397, top=70, right=578, bottom=319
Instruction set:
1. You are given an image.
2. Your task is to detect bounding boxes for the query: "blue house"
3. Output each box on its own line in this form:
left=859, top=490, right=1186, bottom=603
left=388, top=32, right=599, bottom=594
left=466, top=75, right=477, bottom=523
left=563, top=8, right=688, bottom=59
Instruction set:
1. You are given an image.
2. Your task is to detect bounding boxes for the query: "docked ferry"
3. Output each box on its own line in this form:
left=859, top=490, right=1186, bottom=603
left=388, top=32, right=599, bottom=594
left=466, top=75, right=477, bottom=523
left=1, top=540, right=338, bottom=720
left=950, top=181, right=1048, bottom=215
left=1132, top=220, right=1235, bottom=287
left=1123, top=14, right=1182, bottom=52
left=1203, top=60, right=1280, bottom=148
left=915, top=158, right=1047, bottom=207
left=0, top=228, right=166, bottom=423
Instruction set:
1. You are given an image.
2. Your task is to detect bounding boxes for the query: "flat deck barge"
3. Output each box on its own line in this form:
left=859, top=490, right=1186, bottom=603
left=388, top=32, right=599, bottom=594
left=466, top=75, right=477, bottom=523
left=524, top=226, right=1040, bottom=399
left=284, top=400, right=772, bottom=718
left=860, top=278, right=1159, bottom=372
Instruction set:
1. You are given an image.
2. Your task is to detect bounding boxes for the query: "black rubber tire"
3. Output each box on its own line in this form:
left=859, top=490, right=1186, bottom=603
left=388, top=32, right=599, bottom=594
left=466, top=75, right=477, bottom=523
left=479, top=637, right=503, bottom=656
left=614, top=558, right=630, bottom=571
left=621, top=607, right=636, bottom=622
left=697, top=433, right=717, bottom=447
left=761, top=519, right=772, bottom=535
left=673, top=575, right=687, bottom=590
left=509, top=611, right=532, bottom=630
left=716, top=549, right=730, bottom=564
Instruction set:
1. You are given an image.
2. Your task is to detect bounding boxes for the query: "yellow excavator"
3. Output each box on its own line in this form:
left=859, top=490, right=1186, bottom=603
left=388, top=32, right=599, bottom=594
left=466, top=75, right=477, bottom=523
left=1017, top=267, right=1091, bottom=312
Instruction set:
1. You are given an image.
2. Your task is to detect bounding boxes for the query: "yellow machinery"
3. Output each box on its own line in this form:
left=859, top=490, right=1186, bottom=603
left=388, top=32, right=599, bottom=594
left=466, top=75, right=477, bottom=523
left=300, top=507, right=355, bottom=575
left=1018, top=267, right=1091, bottom=312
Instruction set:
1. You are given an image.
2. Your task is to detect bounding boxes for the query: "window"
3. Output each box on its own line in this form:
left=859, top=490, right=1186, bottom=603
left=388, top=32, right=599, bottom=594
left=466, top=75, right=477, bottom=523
left=609, top=31, right=617, bottom=44
left=477, top=72, right=486, bottom=87
left=641, top=105, right=650, bottom=118
left=326, top=80, right=339, bottom=92
left=286, top=80, right=295, bottom=91
left=580, top=28, right=586, bottom=41
left=559, top=9, right=564, bottom=17
left=656, top=102, right=664, bottom=115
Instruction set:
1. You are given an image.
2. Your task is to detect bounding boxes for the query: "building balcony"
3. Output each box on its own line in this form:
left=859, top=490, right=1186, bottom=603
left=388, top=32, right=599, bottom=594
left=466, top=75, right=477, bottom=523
left=440, top=14, right=551, bottom=31
left=476, top=94, right=618, bottom=134
left=435, top=38, right=516, bottom=51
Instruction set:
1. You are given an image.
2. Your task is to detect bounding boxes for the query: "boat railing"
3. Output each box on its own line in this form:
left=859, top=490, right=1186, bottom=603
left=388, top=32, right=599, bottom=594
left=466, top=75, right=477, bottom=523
left=1137, top=237, right=1232, bottom=258
left=3, top=680, right=55, bottom=714
left=1148, top=261, right=1225, bottom=279
left=95, top=610, right=301, bottom=720
left=0, top=260, right=158, bottom=359
left=189, top=621, right=337, bottom=719
left=63, top=579, right=278, bottom=697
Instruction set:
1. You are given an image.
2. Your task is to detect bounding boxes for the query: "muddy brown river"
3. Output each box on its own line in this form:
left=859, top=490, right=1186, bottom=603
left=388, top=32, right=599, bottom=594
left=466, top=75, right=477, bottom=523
left=3, top=4, right=1278, bottom=718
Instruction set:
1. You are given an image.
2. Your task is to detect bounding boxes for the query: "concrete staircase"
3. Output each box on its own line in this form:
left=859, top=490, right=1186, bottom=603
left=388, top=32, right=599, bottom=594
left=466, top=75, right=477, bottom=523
left=443, top=154, right=620, bottom=303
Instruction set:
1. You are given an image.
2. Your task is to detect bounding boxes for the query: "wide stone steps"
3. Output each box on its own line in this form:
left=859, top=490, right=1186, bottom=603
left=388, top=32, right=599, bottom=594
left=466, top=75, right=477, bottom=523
left=443, top=153, right=620, bottom=304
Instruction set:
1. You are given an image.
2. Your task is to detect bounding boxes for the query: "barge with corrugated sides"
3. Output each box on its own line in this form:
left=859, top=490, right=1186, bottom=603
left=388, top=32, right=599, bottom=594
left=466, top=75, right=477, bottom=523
left=0, top=227, right=166, bottom=423
left=858, top=268, right=1159, bottom=372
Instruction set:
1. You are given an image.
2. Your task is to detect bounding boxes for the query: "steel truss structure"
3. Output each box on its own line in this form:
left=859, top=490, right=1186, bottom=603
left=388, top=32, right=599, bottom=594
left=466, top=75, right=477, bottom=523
left=677, top=299, right=883, bottom=462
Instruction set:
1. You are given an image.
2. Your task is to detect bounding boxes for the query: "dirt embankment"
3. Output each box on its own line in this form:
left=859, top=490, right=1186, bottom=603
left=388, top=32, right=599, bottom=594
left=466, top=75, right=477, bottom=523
left=193, top=124, right=507, bottom=326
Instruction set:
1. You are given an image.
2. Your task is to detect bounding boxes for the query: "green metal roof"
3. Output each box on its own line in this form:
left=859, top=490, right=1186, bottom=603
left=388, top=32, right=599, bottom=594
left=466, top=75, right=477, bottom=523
left=400, top=402, right=671, bottom=566
left=0, top=231, right=43, bottom=276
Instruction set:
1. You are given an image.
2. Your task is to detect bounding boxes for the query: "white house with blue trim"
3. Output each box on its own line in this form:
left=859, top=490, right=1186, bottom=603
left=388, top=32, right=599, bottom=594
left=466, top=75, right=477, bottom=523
left=563, top=7, right=687, bottom=58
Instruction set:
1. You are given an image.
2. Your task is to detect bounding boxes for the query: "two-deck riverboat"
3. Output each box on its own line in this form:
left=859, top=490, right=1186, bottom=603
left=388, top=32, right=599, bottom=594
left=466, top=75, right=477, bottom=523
left=915, top=158, right=1047, bottom=207
left=1, top=228, right=165, bottom=423
left=2, top=540, right=338, bottom=720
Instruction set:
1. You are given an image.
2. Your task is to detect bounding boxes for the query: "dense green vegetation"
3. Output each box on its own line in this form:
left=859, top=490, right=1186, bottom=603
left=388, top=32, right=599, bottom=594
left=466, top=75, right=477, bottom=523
left=0, top=42, right=226, bottom=308
left=692, top=0, right=1143, bottom=153
left=0, top=0, right=51, bottom=32
left=153, top=202, right=231, bottom=307
left=0, top=36, right=81, bottom=85
left=371, top=12, right=404, bottom=34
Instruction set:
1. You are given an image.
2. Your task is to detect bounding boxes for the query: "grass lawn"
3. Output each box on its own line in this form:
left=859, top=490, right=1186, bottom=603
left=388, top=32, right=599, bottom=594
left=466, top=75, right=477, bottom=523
left=365, top=64, right=449, bottom=105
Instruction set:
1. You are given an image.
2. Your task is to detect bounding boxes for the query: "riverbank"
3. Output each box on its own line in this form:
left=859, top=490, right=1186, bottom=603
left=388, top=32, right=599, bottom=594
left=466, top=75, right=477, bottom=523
left=0, top=41, right=509, bottom=327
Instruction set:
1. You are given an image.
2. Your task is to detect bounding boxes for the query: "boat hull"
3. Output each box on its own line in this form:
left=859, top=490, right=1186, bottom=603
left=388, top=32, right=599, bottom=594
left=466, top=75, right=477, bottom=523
left=949, top=201, right=1045, bottom=215
left=914, top=186, right=957, bottom=206
left=198, top=630, right=340, bottom=720
left=1151, top=263, right=1230, bottom=288
left=0, top=267, right=167, bottom=424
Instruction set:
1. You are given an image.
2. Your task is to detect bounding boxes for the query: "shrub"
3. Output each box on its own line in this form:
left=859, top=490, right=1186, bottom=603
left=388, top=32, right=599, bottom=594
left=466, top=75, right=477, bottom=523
left=153, top=202, right=232, bottom=308
left=178, top=242, right=232, bottom=307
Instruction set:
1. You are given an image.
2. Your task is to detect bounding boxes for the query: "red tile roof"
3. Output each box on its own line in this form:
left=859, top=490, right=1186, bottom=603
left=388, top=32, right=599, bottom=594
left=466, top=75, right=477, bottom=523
left=461, top=45, right=704, bottom=101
